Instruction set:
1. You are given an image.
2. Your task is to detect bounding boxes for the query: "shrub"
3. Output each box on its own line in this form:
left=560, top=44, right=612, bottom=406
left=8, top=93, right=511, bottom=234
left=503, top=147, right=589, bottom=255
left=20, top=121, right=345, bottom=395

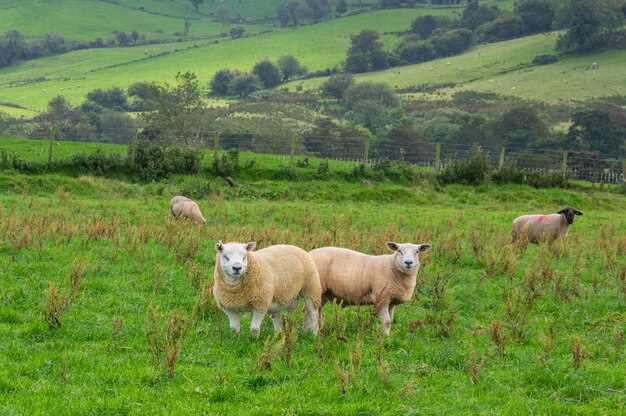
left=212, top=148, right=240, bottom=176
left=128, top=140, right=202, bottom=181
left=532, top=54, right=558, bottom=65
left=69, top=150, right=125, bottom=176
left=437, top=146, right=492, bottom=185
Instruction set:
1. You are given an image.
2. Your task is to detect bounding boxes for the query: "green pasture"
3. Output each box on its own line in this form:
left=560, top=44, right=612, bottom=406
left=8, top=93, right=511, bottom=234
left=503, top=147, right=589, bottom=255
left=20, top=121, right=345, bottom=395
left=288, top=32, right=626, bottom=102
left=0, top=143, right=624, bottom=413
left=0, top=7, right=466, bottom=111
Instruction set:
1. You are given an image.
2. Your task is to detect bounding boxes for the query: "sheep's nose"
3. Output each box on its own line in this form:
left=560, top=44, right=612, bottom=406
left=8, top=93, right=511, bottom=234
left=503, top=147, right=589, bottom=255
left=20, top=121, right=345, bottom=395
left=404, top=260, right=413, bottom=268
left=232, top=265, right=242, bottom=274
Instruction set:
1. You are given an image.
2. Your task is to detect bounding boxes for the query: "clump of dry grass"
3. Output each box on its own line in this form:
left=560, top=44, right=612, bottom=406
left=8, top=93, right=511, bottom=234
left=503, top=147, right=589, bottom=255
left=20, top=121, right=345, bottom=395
left=41, top=259, right=86, bottom=328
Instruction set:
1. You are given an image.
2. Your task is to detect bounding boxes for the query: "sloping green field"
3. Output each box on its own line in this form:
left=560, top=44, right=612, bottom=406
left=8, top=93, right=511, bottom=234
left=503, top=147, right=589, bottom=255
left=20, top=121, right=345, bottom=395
left=0, top=7, right=463, bottom=111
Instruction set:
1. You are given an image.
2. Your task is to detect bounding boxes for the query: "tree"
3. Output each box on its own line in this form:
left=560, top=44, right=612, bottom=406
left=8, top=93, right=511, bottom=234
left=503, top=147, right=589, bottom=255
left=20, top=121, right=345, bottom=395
left=430, top=29, right=473, bottom=57
left=345, top=29, right=389, bottom=73
left=344, top=82, right=399, bottom=110
left=43, top=33, right=65, bottom=54
left=564, top=109, right=625, bottom=155
left=252, top=60, right=282, bottom=88
left=229, top=26, right=245, bottom=39
left=321, top=72, right=354, bottom=100
left=216, top=5, right=230, bottom=34
left=190, top=0, right=204, bottom=12
left=86, top=87, right=129, bottom=110
left=1, top=29, right=28, bottom=64
left=336, top=0, right=348, bottom=14
left=493, top=106, right=548, bottom=148
left=397, top=36, right=435, bottom=64
left=554, top=0, right=625, bottom=51
left=210, top=69, right=239, bottom=96
left=130, top=31, right=140, bottom=44
left=143, top=72, right=207, bottom=147
left=227, top=73, right=263, bottom=97
left=411, top=15, right=438, bottom=39
left=514, top=0, right=555, bottom=34
left=461, top=0, right=500, bottom=30
left=277, top=55, right=307, bottom=82
left=477, top=13, right=526, bottom=43
left=115, top=31, right=130, bottom=46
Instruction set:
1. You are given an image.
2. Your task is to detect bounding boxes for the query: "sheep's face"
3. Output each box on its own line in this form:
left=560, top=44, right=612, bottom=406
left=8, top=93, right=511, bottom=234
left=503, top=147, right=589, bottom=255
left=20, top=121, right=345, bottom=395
left=558, top=207, right=583, bottom=225
left=215, top=241, right=257, bottom=279
left=386, top=242, right=431, bottom=274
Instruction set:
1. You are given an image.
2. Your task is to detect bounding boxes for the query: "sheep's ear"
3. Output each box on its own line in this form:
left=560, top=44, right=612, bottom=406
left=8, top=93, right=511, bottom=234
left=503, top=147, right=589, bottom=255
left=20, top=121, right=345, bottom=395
left=386, top=242, right=399, bottom=252
left=215, top=241, right=223, bottom=252
left=418, top=244, right=431, bottom=253
left=246, top=241, right=257, bottom=251
left=574, top=210, right=583, bottom=216
left=557, top=208, right=566, bottom=214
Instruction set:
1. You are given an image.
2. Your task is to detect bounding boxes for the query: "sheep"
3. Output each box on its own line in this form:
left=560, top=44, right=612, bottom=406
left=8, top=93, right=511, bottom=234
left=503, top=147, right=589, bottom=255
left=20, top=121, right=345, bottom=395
left=309, top=242, right=431, bottom=336
left=169, top=196, right=206, bottom=226
left=512, top=206, right=583, bottom=243
left=212, top=241, right=322, bottom=337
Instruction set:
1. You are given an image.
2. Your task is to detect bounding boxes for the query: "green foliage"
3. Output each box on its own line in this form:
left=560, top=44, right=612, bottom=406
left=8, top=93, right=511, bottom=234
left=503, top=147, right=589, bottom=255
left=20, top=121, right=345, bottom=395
left=68, top=149, right=126, bottom=176
left=461, top=0, right=500, bottom=30
left=320, top=72, right=354, bottom=100
left=514, top=0, right=555, bottom=34
left=554, top=0, right=625, bottom=51
left=437, top=145, right=492, bottom=186
left=212, top=148, right=240, bottom=176
left=252, top=60, right=282, bottom=89
left=128, top=140, right=202, bottom=181
left=85, top=87, right=128, bottom=110
left=277, top=55, right=307, bottom=82
left=345, top=29, right=389, bottom=73
left=477, top=13, right=526, bottom=43
left=228, top=72, right=263, bottom=97
left=564, top=109, right=625, bottom=155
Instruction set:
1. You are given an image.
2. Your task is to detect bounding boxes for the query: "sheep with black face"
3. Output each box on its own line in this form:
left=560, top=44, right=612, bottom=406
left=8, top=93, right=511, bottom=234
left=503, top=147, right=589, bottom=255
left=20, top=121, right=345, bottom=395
left=512, top=206, right=583, bottom=243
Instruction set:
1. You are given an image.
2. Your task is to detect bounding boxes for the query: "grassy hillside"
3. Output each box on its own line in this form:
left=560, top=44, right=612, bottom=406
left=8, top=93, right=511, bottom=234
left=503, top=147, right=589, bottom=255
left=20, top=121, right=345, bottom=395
left=0, top=7, right=464, bottom=112
left=288, top=31, right=626, bottom=103
left=0, top=136, right=624, bottom=414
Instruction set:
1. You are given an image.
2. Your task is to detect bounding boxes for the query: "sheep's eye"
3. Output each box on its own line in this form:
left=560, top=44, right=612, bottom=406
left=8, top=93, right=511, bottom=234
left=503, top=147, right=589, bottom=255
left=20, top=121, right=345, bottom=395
left=243, top=255, right=247, bottom=260
left=397, top=250, right=403, bottom=255
left=223, top=255, right=229, bottom=261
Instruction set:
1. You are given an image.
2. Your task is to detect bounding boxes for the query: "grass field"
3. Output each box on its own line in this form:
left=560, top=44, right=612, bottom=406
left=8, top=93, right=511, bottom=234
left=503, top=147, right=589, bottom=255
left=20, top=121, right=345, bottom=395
left=0, top=6, right=470, bottom=112
left=0, top=138, right=625, bottom=414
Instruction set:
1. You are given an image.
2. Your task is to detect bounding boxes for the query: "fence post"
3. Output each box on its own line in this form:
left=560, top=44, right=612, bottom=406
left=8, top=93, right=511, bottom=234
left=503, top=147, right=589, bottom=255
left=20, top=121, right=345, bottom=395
left=498, top=146, right=505, bottom=170
left=289, top=135, right=297, bottom=171
left=129, top=129, right=139, bottom=163
left=213, top=131, right=220, bottom=167
left=363, top=138, right=369, bottom=165
left=435, top=143, right=441, bottom=174
left=561, top=151, right=568, bottom=180
left=622, top=160, right=626, bottom=192
left=47, top=126, right=57, bottom=164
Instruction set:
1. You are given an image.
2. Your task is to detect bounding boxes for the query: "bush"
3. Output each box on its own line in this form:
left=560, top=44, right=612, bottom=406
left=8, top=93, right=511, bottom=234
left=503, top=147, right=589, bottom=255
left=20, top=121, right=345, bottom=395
left=437, top=146, right=491, bottom=186
left=69, top=150, right=125, bottom=176
left=128, top=140, right=202, bottom=181
left=212, top=148, right=240, bottom=176
left=532, top=54, right=558, bottom=65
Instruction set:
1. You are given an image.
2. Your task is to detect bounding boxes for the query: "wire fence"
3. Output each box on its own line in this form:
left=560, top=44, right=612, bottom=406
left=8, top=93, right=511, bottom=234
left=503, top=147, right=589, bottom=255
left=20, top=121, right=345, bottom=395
left=12, top=128, right=626, bottom=185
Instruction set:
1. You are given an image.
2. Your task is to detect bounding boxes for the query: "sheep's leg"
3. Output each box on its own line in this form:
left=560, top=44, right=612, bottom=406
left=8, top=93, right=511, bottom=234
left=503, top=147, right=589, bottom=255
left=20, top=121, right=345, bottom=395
left=378, top=304, right=392, bottom=336
left=222, top=308, right=241, bottom=334
left=271, top=311, right=282, bottom=332
left=303, top=297, right=319, bottom=335
left=250, top=309, right=266, bottom=338
left=388, top=304, right=396, bottom=322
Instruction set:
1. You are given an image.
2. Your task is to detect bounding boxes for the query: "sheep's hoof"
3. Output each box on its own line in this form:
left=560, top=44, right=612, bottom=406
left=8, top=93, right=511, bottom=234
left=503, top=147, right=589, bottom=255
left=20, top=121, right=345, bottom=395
left=251, top=327, right=260, bottom=338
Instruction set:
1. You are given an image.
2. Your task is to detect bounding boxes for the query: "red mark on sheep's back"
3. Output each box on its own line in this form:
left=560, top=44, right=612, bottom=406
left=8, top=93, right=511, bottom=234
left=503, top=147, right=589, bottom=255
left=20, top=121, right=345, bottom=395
left=536, top=215, right=548, bottom=222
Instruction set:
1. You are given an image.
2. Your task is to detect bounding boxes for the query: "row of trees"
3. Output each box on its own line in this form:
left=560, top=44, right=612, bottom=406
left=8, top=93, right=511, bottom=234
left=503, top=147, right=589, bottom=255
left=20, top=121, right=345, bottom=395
left=0, top=29, right=156, bottom=69
left=210, top=56, right=308, bottom=96
left=345, top=0, right=626, bottom=73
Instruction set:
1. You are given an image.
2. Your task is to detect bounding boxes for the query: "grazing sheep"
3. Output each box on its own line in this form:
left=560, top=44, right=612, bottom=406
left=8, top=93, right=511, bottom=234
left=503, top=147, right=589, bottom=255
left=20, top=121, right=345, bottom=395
left=310, top=242, right=431, bottom=336
left=512, top=206, right=583, bottom=243
left=169, top=196, right=206, bottom=226
left=213, top=241, right=322, bottom=337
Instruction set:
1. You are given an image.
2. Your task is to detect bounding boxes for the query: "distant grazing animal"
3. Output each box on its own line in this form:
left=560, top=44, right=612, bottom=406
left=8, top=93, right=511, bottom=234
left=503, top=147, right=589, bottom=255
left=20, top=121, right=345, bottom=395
left=310, top=242, right=431, bottom=336
left=169, top=196, right=206, bottom=226
left=512, top=206, right=583, bottom=243
left=213, top=241, right=322, bottom=337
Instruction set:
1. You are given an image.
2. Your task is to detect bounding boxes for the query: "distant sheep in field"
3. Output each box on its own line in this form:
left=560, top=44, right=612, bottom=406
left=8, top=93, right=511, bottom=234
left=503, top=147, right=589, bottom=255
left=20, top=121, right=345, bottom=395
left=512, top=206, right=583, bottom=243
left=213, top=241, right=322, bottom=337
left=169, top=196, right=206, bottom=226
left=310, top=242, right=431, bottom=336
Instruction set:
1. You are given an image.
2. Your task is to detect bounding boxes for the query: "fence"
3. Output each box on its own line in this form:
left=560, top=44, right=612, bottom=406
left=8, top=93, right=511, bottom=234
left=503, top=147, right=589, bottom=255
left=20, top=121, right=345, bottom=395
left=8, top=128, right=626, bottom=185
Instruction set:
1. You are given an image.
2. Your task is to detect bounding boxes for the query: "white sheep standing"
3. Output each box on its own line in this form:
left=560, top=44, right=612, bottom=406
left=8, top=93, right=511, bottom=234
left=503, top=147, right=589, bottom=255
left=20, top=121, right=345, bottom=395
left=213, top=241, right=322, bottom=337
left=169, top=196, right=206, bottom=226
left=309, top=242, right=431, bottom=336
left=512, top=206, right=583, bottom=243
